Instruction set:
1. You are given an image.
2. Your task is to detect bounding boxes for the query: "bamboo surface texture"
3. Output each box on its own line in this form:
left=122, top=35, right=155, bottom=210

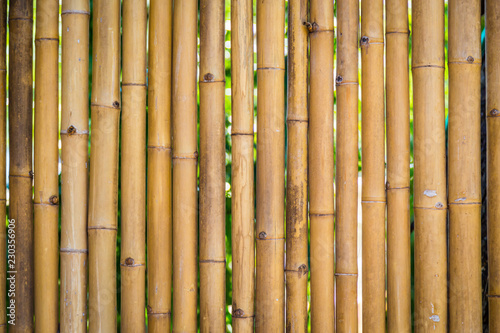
left=0, top=0, right=6, bottom=331
left=385, top=0, right=411, bottom=331
left=285, top=0, right=308, bottom=331
left=255, top=0, right=286, bottom=331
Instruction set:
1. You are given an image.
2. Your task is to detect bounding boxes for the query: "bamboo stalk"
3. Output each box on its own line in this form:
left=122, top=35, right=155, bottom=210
left=230, top=0, right=255, bottom=331
left=385, top=0, right=411, bottom=331
left=360, top=0, right=385, bottom=331
left=285, top=0, right=308, bottom=330
left=8, top=0, right=34, bottom=330
left=335, top=0, right=359, bottom=330
left=0, top=0, right=6, bottom=331
left=88, top=0, right=121, bottom=331
left=412, top=0, right=447, bottom=331
left=199, top=0, right=226, bottom=331
left=147, top=0, right=173, bottom=331
left=255, top=1, right=285, bottom=331
left=121, top=0, right=147, bottom=331
left=172, top=0, right=198, bottom=331
left=33, top=0, right=59, bottom=330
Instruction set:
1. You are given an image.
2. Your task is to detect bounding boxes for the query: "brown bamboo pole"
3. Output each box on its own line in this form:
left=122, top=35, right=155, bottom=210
left=147, top=0, right=173, bottom=331
left=88, top=0, right=121, bottom=331
left=230, top=0, right=255, bottom=330
left=412, top=0, right=447, bottom=331
left=0, top=0, right=6, bottom=331
left=255, top=1, right=285, bottom=331
left=60, top=0, right=90, bottom=331
left=172, top=0, right=198, bottom=331
left=33, top=0, right=59, bottom=330
left=335, top=0, right=359, bottom=330
left=360, top=0, right=385, bottom=331
left=385, top=0, right=410, bottom=331
left=199, top=0, right=226, bottom=331
left=8, top=0, right=34, bottom=330
left=285, top=0, right=308, bottom=330
left=121, top=0, right=147, bottom=331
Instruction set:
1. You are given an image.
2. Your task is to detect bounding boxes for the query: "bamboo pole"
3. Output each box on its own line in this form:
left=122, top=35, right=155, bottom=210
left=0, top=0, right=6, bottom=331
left=385, top=0, right=411, bottom=331
left=147, top=0, right=173, bottom=331
left=335, top=0, right=359, bottom=330
left=255, top=0, right=285, bottom=331
left=360, top=0, right=385, bottom=331
left=230, top=0, right=255, bottom=331
left=412, top=0, right=447, bottom=331
left=285, top=0, right=308, bottom=330
left=8, top=0, right=34, bottom=330
left=88, top=0, right=121, bottom=331
left=199, top=0, right=226, bottom=331
left=172, top=0, right=198, bottom=331
left=121, top=0, right=147, bottom=331
left=33, top=0, right=59, bottom=330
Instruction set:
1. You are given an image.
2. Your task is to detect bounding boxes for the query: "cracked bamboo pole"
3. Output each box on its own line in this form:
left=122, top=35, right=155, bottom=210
left=199, top=0, right=226, bottom=331
left=285, top=0, right=308, bottom=330
left=412, top=0, right=447, bottom=331
left=361, top=0, right=385, bottom=331
left=88, top=0, right=121, bottom=331
left=0, top=0, right=6, bottom=331
left=255, top=0, right=285, bottom=331
left=230, top=0, right=255, bottom=330
left=309, top=0, right=334, bottom=331
left=121, top=0, right=147, bottom=331
left=335, top=0, right=359, bottom=330
left=34, top=0, right=59, bottom=330
left=172, top=0, right=198, bottom=331
left=386, top=0, right=410, bottom=331
left=147, top=0, right=173, bottom=331
left=8, top=0, right=34, bottom=330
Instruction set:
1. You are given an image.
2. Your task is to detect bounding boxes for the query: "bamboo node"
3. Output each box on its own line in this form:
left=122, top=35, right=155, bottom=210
left=203, top=73, right=215, bottom=82
left=490, top=109, right=500, bottom=117
left=67, top=125, right=77, bottom=135
left=467, top=56, right=474, bottom=63
left=360, top=36, right=369, bottom=46
left=298, top=264, right=308, bottom=276
left=112, top=101, right=120, bottom=108
left=303, top=21, right=318, bottom=33
left=336, top=75, right=343, bottom=84
left=258, top=231, right=267, bottom=239
left=124, top=257, right=134, bottom=266
left=29, top=170, right=34, bottom=178
left=435, top=202, right=444, bottom=209
left=49, top=195, right=59, bottom=205
left=233, top=308, right=245, bottom=318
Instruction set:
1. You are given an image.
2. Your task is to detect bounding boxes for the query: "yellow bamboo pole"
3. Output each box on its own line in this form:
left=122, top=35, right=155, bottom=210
left=412, top=0, right=447, bottom=331
left=285, top=0, right=308, bottom=330
left=230, top=0, right=255, bottom=331
left=255, top=0, right=285, bottom=331
left=172, top=0, right=198, bottom=331
left=0, top=0, right=6, bottom=331
left=335, top=0, right=359, bottom=330
left=147, top=0, right=173, bottom=331
left=385, top=0, right=410, bottom=331
left=121, top=0, right=147, bottom=331
left=88, top=0, right=120, bottom=331
left=360, top=0, right=385, bottom=331
left=33, top=0, right=59, bottom=330
left=8, top=0, right=34, bottom=330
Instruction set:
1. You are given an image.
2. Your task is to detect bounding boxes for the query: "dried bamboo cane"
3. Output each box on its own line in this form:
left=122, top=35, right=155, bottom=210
left=147, top=0, right=173, bottom=331
left=199, top=0, right=226, bottom=331
left=0, top=0, right=6, bottom=331
left=385, top=0, right=410, bottom=331
left=412, top=0, right=447, bottom=331
left=8, top=0, right=34, bottom=330
left=360, top=0, right=385, bottom=331
left=121, top=0, right=147, bottom=331
left=255, top=0, right=286, bottom=331
left=230, top=0, right=255, bottom=330
left=172, top=0, right=198, bottom=331
left=285, top=0, right=308, bottom=330
left=88, top=0, right=121, bottom=331
left=335, top=0, right=359, bottom=330
left=33, top=0, right=59, bottom=330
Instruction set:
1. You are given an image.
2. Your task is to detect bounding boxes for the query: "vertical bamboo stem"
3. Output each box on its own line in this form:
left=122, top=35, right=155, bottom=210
left=172, top=0, right=198, bottom=331
left=412, top=0, right=447, bottom=331
left=255, top=0, right=285, bottom=331
left=230, top=0, right=255, bottom=331
left=385, top=0, right=411, bottom=331
left=285, top=0, right=308, bottom=330
left=335, top=0, right=359, bottom=330
left=8, top=0, right=34, bottom=330
left=147, top=0, right=173, bottom=331
left=33, top=0, right=59, bottom=330
left=121, top=0, right=147, bottom=331
left=88, top=0, right=121, bottom=331
left=0, top=0, right=6, bottom=330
